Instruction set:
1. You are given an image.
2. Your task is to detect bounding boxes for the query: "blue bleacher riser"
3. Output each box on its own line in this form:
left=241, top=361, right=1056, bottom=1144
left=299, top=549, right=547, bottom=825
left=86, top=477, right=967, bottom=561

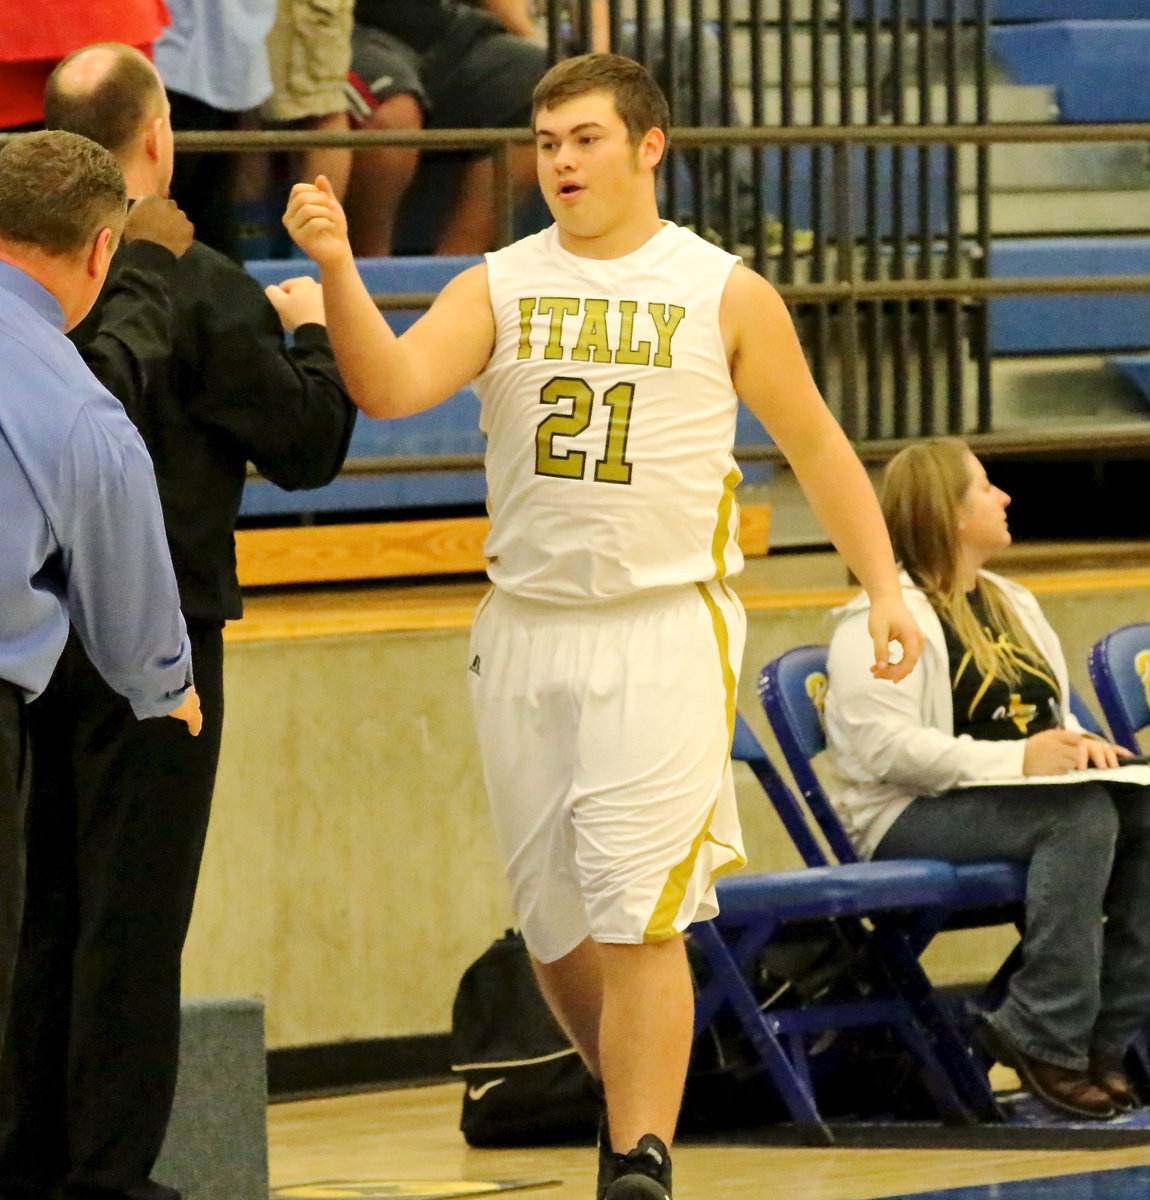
left=243, top=255, right=773, bottom=516
left=990, top=21, right=1150, bottom=122
left=855, top=1, right=1150, bottom=17
left=243, top=256, right=488, bottom=516
left=989, top=238, right=1150, bottom=355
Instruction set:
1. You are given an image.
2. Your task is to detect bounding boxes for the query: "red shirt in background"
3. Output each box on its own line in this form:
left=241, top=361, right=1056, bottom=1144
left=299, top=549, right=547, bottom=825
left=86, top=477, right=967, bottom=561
left=0, top=0, right=170, bottom=128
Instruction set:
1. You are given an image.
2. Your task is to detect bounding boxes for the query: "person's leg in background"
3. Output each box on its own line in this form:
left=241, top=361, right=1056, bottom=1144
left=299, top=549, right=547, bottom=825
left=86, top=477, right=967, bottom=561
left=263, top=0, right=354, bottom=202
left=343, top=26, right=427, bottom=256
left=437, top=143, right=539, bottom=255
left=420, top=26, right=547, bottom=254
left=876, top=781, right=1121, bottom=1118
left=1090, top=783, right=1150, bottom=1101
left=167, top=90, right=244, bottom=262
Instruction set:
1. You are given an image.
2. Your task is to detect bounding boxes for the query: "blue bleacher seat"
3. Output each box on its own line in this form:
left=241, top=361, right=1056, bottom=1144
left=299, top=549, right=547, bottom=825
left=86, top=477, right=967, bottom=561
left=991, top=21, right=1150, bottom=123
left=989, top=238, right=1150, bottom=356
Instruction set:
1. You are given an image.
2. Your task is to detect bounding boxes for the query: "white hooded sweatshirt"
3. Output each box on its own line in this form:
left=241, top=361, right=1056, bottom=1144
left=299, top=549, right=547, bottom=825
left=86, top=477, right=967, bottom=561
left=823, top=570, right=1081, bottom=858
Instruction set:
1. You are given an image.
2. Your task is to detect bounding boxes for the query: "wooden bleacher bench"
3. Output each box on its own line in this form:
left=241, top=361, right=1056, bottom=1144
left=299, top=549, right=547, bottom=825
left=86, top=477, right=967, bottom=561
left=235, top=505, right=772, bottom=588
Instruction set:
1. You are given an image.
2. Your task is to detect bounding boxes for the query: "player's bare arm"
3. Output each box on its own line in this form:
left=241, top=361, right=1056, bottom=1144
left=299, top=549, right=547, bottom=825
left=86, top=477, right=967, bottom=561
left=721, top=264, right=924, bottom=680
left=283, top=177, right=496, bottom=418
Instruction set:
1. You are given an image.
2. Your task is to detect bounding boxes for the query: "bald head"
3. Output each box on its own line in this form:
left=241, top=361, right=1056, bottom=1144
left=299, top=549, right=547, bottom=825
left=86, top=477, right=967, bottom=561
left=45, top=43, right=166, bottom=158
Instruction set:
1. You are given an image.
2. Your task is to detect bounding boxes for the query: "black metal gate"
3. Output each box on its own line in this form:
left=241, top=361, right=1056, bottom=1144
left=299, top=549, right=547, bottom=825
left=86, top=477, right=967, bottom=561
left=550, top=0, right=992, bottom=438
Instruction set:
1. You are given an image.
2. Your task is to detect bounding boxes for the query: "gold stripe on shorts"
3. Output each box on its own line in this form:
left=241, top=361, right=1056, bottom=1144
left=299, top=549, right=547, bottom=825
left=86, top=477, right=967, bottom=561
left=472, top=586, right=497, bottom=624
left=696, top=580, right=737, bottom=746
left=644, top=798, right=721, bottom=942
left=642, top=582, right=745, bottom=942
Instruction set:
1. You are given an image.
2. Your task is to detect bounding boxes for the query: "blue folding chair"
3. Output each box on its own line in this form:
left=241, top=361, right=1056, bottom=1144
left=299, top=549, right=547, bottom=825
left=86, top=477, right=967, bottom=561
left=688, top=716, right=1000, bottom=1144
left=1068, top=687, right=1108, bottom=739
left=757, top=646, right=1032, bottom=1048
left=1089, top=622, right=1150, bottom=755
left=757, top=645, right=1029, bottom=908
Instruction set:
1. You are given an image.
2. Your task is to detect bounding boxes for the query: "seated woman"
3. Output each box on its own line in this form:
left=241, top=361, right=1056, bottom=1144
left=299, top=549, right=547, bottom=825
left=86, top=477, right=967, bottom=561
left=824, top=437, right=1150, bottom=1121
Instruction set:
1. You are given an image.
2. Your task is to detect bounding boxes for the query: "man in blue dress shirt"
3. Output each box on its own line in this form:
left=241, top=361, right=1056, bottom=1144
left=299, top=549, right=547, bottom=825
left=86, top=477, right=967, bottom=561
left=0, top=128, right=201, bottom=1070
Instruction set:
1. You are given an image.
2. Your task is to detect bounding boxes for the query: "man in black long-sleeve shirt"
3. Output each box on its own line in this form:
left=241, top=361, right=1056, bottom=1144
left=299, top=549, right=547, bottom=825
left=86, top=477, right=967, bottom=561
left=0, top=46, right=356, bottom=1200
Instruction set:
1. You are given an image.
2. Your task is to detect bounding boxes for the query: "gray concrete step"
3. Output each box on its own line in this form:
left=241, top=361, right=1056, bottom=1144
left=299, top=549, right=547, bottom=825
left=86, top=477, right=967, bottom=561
left=976, top=142, right=1150, bottom=193
left=963, top=189, right=1150, bottom=235
left=732, top=81, right=1056, bottom=125
left=729, top=25, right=985, bottom=88
left=990, top=355, right=1150, bottom=428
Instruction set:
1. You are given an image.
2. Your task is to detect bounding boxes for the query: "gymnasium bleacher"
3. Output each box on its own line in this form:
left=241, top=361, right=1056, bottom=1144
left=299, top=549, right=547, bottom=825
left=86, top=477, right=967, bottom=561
left=983, top=9, right=1150, bottom=432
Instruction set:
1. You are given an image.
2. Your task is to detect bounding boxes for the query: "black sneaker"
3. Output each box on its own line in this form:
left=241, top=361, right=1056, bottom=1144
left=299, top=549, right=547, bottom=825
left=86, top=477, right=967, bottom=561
left=596, top=1115, right=614, bottom=1200
left=602, top=1134, right=672, bottom=1200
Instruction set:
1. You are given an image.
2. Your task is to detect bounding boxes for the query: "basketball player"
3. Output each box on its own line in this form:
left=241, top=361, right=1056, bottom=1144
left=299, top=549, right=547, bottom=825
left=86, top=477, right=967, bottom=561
left=282, top=52, right=923, bottom=1200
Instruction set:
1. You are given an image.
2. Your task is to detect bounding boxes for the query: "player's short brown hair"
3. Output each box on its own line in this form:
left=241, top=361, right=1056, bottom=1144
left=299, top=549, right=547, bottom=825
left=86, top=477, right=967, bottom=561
left=532, top=53, right=670, bottom=145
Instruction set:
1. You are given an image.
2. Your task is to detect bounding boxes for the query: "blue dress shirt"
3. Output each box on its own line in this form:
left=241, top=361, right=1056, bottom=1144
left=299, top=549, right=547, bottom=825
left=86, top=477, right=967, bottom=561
left=154, top=0, right=276, bottom=111
left=0, top=261, right=192, bottom=718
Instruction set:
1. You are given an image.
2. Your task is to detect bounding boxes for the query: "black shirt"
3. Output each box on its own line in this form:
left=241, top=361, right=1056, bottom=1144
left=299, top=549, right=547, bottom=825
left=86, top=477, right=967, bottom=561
left=71, top=238, right=356, bottom=623
left=941, top=586, right=1062, bottom=741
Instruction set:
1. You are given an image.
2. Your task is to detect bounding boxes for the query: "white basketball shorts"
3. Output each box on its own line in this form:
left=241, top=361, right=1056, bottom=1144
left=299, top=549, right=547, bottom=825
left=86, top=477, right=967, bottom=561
left=467, top=580, right=748, bottom=964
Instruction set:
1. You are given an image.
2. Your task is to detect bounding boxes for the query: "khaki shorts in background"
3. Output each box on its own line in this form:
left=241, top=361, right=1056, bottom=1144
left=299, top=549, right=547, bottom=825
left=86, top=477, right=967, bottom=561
left=263, top=0, right=354, bottom=121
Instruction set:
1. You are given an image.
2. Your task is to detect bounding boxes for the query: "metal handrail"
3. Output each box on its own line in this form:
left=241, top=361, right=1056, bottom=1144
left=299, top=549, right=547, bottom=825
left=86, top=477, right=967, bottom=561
left=265, top=420, right=1150, bottom=483
left=7, top=121, right=1150, bottom=150
left=370, top=275, right=1150, bottom=313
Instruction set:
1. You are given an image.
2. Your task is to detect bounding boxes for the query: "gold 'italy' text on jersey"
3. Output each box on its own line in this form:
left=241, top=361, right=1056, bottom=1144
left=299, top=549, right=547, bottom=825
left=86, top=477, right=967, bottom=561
left=474, top=222, right=744, bottom=604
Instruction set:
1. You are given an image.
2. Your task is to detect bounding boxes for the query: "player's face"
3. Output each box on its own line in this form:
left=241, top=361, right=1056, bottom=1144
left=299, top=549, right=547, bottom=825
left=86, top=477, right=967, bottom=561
left=957, top=451, right=1012, bottom=560
left=533, top=91, right=663, bottom=237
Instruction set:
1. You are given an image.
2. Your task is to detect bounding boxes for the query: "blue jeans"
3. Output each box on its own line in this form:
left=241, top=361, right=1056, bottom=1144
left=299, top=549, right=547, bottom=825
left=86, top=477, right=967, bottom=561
left=875, top=780, right=1150, bottom=1071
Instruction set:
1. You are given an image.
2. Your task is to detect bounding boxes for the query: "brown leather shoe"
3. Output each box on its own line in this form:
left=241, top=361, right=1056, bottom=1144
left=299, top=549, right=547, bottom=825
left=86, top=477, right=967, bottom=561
left=1090, top=1056, right=1139, bottom=1113
left=980, top=1021, right=1118, bottom=1120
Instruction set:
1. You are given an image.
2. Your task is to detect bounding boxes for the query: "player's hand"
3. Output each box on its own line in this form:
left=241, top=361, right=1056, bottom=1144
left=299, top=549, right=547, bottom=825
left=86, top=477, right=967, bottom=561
left=867, top=593, right=924, bottom=683
left=265, top=275, right=326, bottom=331
left=1024, top=728, right=1082, bottom=776
left=124, top=196, right=195, bottom=258
left=282, top=175, right=352, bottom=269
left=168, top=686, right=202, bottom=736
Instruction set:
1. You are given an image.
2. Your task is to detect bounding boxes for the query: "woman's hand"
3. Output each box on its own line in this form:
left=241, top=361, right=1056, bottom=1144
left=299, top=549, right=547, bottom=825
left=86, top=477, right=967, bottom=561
left=1023, top=728, right=1084, bottom=775
left=1075, top=735, right=1131, bottom=771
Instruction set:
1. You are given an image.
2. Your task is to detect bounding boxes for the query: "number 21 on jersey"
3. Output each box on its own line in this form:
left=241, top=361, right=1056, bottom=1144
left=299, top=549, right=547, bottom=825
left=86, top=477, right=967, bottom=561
left=534, top=375, right=635, bottom=486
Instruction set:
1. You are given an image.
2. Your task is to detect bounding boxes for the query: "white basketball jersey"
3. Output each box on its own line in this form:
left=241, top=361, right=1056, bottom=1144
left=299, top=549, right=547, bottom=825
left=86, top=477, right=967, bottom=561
left=474, top=222, right=744, bottom=605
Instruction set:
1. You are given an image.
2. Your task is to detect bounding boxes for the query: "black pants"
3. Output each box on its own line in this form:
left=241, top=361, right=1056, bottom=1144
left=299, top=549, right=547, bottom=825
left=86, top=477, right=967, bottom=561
left=0, top=681, right=29, bottom=1068
left=0, top=623, right=225, bottom=1200
left=167, top=91, right=243, bottom=263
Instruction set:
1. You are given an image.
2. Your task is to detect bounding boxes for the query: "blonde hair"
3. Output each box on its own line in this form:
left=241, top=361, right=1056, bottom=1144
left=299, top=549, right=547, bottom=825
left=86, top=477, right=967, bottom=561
left=880, top=438, right=1047, bottom=686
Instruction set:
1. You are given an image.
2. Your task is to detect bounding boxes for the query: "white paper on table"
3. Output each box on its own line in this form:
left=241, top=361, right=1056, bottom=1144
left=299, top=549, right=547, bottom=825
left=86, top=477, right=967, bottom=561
left=956, top=765, right=1150, bottom=789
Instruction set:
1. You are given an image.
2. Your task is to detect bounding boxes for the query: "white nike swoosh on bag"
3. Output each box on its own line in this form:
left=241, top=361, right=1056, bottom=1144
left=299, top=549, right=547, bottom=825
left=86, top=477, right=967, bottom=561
left=467, top=1078, right=506, bottom=1101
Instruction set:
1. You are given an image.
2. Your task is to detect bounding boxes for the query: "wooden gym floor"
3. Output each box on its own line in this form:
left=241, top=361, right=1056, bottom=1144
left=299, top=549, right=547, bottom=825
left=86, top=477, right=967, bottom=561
left=268, top=1082, right=1150, bottom=1200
